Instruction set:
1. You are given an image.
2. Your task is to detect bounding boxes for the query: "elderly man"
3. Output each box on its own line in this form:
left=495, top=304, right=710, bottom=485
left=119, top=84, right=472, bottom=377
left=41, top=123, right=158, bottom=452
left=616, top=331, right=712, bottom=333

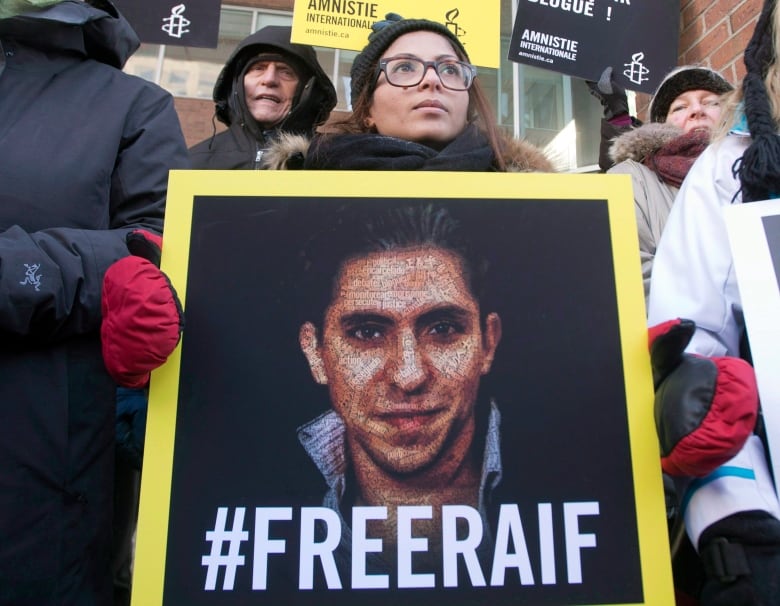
left=189, top=25, right=337, bottom=169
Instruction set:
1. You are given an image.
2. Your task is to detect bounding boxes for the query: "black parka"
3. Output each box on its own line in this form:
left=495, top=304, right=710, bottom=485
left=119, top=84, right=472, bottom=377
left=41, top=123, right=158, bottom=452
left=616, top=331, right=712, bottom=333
left=0, top=1, right=188, bottom=603
left=189, top=26, right=337, bottom=169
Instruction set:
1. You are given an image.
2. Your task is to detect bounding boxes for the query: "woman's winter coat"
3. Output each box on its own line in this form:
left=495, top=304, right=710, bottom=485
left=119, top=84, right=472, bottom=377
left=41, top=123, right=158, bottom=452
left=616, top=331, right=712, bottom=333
left=261, top=125, right=555, bottom=173
left=0, top=1, right=188, bottom=603
left=608, top=122, right=691, bottom=302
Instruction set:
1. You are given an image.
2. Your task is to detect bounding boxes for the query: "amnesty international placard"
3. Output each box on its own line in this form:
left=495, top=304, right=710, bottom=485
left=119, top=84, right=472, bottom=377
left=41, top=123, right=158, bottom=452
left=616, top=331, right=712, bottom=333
left=132, top=172, right=673, bottom=605
left=291, top=0, right=500, bottom=68
left=725, top=199, right=780, bottom=495
left=508, top=0, right=680, bottom=93
left=113, top=0, right=221, bottom=48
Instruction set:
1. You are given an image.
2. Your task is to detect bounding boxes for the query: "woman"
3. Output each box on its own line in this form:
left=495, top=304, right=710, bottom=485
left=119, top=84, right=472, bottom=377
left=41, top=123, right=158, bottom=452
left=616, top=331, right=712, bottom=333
left=607, top=66, right=732, bottom=303
left=261, top=13, right=553, bottom=173
left=648, top=0, right=780, bottom=603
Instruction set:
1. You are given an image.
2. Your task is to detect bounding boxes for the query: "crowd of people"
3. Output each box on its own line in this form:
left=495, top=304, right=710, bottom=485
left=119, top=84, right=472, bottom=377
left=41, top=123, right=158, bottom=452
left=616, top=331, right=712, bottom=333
left=2, top=0, right=780, bottom=604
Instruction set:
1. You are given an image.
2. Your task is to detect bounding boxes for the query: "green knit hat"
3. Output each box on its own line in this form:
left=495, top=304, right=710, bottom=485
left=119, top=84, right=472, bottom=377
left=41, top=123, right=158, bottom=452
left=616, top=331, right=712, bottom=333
left=349, top=12, right=469, bottom=107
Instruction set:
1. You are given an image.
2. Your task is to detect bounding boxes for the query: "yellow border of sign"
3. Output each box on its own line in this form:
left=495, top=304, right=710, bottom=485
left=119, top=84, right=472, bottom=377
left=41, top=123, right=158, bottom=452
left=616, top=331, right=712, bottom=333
left=291, top=0, right=500, bottom=68
left=132, top=170, right=672, bottom=605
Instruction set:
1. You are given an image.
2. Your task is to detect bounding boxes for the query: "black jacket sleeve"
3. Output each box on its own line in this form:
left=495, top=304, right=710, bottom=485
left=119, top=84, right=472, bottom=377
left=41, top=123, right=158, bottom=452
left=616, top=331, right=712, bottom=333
left=0, top=85, right=188, bottom=343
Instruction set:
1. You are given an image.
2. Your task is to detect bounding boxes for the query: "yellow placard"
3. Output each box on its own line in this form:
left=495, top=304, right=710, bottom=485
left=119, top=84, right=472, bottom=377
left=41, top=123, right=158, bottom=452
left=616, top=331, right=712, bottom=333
left=291, top=0, right=500, bottom=68
left=132, top=171, right=672, bottom=605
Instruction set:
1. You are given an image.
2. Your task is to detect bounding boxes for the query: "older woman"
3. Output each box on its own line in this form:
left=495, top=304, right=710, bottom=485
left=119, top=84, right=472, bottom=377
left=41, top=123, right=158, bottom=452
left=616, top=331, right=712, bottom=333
left=262, top=13, right=553, bottom=174
left=607, top=66, right=732, bottom=303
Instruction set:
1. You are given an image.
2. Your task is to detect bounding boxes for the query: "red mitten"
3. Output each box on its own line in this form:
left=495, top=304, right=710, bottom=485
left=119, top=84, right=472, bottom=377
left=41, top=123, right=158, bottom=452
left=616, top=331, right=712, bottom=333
left=649, top=319, right=758, bottom=477
left=101, top=230, right=183, bottom=388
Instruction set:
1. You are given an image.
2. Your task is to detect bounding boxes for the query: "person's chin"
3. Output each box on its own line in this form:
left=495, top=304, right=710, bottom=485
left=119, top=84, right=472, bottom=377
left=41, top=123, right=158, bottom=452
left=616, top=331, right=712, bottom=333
left=249, top=105, right=286, bottom=125
left=413, top=129, right=456, bottom=150
left=685, top=122, right=714, bottom=134
left=376, top=444, right=439, bottom=476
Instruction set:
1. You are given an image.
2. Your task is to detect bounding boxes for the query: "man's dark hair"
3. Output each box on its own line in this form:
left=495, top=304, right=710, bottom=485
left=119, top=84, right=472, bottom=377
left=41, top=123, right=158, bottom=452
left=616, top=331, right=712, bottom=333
left=295, top=201, right=490, bottom=327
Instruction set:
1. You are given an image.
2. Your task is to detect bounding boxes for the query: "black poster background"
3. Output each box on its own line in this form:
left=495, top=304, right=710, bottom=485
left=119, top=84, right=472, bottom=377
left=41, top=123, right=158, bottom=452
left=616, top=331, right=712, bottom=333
left=762, top=214, right=780, bottom=294
left=161, top=196, right=642, bottom=605
left=508, top=0, right=680, bottom=94
left=113, top=0, right=220, bottom=48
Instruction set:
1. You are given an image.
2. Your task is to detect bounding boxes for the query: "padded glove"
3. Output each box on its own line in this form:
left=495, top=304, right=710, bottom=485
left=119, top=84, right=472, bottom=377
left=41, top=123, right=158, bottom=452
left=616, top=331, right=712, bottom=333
left=649, top=319, right=758, bottom=477
left=586, top=66, right=630, bottom=121
left=101, top=230, right=183, bottom=388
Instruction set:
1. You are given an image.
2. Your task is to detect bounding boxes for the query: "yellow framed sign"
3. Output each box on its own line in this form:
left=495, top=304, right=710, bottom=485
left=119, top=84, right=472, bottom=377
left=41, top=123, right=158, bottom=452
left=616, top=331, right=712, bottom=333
left=132, top=171, right=672, bottom=605
left=291, top=1, right=500, bottom=68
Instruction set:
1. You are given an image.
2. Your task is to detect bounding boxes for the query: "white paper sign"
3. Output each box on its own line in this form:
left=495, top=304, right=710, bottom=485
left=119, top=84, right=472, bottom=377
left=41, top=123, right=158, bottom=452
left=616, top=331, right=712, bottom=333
left=725, top=199, right=780, bottom=495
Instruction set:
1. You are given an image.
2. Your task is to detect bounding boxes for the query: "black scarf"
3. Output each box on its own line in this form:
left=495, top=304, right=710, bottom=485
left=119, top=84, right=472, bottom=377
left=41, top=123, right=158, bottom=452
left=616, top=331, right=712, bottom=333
left=303, top=124, right=496, bottom=171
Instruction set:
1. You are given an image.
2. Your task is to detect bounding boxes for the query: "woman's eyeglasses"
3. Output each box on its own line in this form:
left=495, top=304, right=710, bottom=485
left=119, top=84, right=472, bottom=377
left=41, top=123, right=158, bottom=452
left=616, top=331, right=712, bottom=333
left=375, top=56, right=477, bottom=91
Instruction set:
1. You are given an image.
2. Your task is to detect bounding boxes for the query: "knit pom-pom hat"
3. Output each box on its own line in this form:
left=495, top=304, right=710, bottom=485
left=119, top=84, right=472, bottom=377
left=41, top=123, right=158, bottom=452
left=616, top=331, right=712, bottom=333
left=649, top=66, right=732, bottom=123
left=735, top=0, right=780, bottom=202
left=349, top=12, right=469, bottom=107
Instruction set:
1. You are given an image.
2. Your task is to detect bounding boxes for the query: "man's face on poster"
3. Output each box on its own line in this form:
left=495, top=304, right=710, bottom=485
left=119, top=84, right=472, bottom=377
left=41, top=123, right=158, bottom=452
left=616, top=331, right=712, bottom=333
left=300, top=246, right=501, bottom=477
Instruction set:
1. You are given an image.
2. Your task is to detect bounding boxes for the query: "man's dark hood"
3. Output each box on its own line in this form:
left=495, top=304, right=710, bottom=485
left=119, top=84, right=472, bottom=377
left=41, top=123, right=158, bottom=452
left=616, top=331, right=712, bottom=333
left=0, top=0, right=139, bottom=68
left=213, top=25, right=337, bottom=136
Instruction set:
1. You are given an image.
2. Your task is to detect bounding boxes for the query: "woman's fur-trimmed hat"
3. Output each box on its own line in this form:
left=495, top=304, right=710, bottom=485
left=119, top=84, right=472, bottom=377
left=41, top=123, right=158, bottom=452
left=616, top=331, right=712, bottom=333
left=349, top=12, right=468, bottom=107
left=648, top=66, right=732, bottom=123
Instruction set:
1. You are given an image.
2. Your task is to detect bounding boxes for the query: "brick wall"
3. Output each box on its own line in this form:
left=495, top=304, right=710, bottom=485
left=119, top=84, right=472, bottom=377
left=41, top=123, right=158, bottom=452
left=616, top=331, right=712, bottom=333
left=175, top=98, right=223, bottom=149
left=636, top=0, right=764, bottom=120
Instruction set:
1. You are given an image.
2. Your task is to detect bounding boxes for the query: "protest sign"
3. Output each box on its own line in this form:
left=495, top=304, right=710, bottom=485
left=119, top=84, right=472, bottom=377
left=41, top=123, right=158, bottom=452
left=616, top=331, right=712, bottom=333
left=131, top=171, right=672, bottom=605
left=291, top=0, right=500, bottom=68
left=725, top=199, right=780, bottom=493
left=508, top=0, right=680, bottom=93
left=113, top=0, right=220, bottom=48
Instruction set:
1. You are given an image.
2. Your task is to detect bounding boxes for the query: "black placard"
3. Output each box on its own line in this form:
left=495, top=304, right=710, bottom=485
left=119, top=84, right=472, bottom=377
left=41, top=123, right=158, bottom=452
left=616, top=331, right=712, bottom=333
left=509, top=0, right=680, bottom=93
left=114, top=0, right=220, bottom=48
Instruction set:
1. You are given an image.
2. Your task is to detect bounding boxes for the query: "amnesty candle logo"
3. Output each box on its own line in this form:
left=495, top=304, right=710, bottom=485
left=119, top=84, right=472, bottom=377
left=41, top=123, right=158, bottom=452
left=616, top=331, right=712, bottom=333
left=291, top=0, right=500, bottom=68
left=162, top=4, right=191, bottom=40
left=113, top=0, right=220, bottom=48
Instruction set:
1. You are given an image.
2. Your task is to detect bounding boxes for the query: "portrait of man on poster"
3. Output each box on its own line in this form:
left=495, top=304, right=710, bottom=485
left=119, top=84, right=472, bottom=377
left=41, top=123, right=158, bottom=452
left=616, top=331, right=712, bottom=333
left=154, top=178, right=663, bottom=605
left=295, top=202, right=504, bottom=575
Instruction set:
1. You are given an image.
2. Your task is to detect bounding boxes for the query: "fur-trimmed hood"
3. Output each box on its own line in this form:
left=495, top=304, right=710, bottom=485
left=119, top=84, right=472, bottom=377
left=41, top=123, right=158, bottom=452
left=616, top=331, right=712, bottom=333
left=608, top=122, right=684, bottom=164
left=261, top=131, right=556, bottom=172
left=500, top=132, right=556, bottom=172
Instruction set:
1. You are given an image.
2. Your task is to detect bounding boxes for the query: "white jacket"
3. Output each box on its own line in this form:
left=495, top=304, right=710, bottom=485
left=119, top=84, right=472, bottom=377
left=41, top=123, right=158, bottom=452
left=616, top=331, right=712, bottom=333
left=649, top=133, right=748, bottom=356
left=648, top=131, right=780, bottom=548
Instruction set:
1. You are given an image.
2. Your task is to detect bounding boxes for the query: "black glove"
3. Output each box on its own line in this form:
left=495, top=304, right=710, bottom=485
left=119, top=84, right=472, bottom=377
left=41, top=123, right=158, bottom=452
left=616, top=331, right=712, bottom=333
left=115, top=386, right=148, bottom=470
left=649, top=319, right=758, bottom=477
left=699, top=511, right=780, bottom=604
left=586, top=66, right=629, bottom=120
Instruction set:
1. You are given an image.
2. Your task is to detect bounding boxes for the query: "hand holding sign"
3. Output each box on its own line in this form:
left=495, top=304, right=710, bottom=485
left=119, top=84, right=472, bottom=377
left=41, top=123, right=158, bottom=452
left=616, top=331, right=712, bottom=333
left=586, top=66, right=629, bottom=120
